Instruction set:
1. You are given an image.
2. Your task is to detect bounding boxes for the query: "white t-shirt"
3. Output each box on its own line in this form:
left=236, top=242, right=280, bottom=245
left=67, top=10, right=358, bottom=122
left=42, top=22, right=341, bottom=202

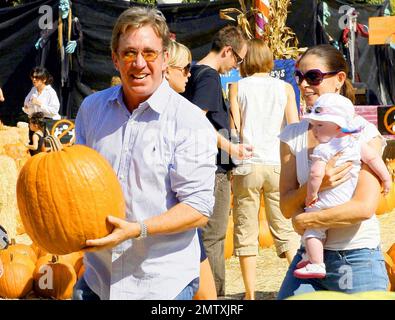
left=279, top=117, right=386, bottom=250
left=23, top=85, right=61, bottom=120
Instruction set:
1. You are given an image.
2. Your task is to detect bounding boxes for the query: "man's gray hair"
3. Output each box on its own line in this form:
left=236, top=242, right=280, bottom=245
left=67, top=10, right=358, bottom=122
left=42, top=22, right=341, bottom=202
left=111, top=7, right=170, bottom=53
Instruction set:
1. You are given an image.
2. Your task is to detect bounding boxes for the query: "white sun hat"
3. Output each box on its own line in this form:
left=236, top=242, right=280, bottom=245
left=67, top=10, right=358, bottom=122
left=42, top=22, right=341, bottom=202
left=304, top=93, right=361, bottom=133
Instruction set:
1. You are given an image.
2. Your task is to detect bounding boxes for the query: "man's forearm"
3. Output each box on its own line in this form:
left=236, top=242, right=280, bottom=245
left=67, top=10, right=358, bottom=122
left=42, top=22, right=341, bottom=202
left=144, top=202, right=209, bottom=235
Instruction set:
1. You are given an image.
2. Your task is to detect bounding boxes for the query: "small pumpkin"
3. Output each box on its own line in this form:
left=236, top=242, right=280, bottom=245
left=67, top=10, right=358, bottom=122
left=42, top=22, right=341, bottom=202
left=1, top=239, right=37, bottom=263
left=0, top=254, right=34, bottom=299
left=16, top=145, right=126, bottom=255
left=77, top=264, right=85, bottom=280
left=33, top=255, right=77, bottom=300
left=0, top=252, right=36, bottom=274
left=384, top=252, right=395, bottom=291
left=224, top=214, right=234, bottom=260
left=258, top=203, right=274, bottom=249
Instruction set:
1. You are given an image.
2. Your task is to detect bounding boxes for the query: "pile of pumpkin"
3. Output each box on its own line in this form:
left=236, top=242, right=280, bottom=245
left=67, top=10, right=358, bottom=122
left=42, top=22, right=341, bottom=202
left=225, top=193, right=274, bottom=259
left=0, top=121, right=30, bottom=240
left=0, top=126, right=126, bottom=300
left=0, top=239, right=84, bottom=299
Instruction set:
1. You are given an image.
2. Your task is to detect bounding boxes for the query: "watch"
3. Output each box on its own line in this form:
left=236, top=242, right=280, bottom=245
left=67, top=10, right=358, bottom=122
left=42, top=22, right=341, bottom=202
left=135, top=221, right=148, bottom=240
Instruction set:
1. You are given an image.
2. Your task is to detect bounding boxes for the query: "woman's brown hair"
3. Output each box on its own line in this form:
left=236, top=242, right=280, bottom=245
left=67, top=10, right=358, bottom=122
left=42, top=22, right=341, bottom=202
left=298, top=44, right=355, bottom=103
left=239, top=39, right=273, bottom=78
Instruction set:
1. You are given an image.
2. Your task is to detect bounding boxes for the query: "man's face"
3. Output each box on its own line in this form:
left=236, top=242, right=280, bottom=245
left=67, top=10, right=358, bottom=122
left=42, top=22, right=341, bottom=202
left=59, top=0, right=70, bottom=19
left=219, top=43, right=247, bottom=74
left=112, top=25, right=168, bottom=109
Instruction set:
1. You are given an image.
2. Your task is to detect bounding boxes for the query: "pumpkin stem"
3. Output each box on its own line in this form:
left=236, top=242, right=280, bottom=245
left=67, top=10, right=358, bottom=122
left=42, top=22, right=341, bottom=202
left=10, top=238, right=16, bottom=246
left=51, top=255, right=58, bottom=263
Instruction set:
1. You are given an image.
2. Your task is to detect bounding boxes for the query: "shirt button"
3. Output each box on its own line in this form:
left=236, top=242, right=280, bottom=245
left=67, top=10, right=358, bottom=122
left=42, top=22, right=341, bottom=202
left=119, top=175, right=125, bottom=180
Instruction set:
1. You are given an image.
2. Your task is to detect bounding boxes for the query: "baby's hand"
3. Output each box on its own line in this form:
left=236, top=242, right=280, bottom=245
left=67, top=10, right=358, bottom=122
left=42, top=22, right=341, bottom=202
left=382, top=181, right=392, bottom=196
left=305, top=195, right=318, bottom=207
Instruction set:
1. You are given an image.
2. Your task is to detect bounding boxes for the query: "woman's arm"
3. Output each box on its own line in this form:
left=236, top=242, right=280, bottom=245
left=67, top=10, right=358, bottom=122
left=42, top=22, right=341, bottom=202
left=284, top=83, right=299, bottom=124
left=279, top=141, right=307, bottom=219
left=229, top=83, right=241, bottom=134
left=292, top=136, right=383, bottom=234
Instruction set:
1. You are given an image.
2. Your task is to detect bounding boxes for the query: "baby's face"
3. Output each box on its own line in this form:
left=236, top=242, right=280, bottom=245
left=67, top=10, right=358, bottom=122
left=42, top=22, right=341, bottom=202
left=311, top=120, right=340, bottom=143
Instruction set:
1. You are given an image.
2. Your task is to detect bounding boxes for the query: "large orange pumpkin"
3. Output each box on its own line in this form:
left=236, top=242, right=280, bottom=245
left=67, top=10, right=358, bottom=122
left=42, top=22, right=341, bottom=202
left=16, top=145, right=126, bottom=255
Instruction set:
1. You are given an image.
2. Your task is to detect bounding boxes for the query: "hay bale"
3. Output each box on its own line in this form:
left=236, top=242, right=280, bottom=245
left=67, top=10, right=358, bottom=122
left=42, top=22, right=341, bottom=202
left=0, top=155, right=20, bottom=239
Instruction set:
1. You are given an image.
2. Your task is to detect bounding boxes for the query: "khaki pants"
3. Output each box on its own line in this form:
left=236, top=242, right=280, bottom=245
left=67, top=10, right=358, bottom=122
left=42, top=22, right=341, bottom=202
left=232, top=164, right=300, bottom=257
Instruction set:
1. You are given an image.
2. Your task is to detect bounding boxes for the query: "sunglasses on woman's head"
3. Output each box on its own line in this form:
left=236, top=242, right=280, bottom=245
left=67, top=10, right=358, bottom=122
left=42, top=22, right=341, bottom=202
left=294, top=69, right=340, bottom=86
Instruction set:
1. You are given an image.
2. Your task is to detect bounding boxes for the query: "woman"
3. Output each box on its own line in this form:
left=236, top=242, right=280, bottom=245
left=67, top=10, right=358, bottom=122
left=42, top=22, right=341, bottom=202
left=229, top=39, right=300, bottom=300
left=23, top=66, right=61, bottom=120
left=165, top=40, right=217, bottom=300
left=277, top=44, right=389, bottom=299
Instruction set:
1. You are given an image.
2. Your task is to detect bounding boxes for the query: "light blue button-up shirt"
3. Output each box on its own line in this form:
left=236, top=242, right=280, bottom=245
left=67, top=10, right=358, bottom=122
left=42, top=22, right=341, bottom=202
left=75, top=80, right=217, bottom=299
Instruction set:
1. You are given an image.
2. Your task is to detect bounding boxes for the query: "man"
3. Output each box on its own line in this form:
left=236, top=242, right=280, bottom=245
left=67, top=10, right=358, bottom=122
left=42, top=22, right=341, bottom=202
left=183, top=25, right=249, bottom=297
left=73, top=7, right=217, bottom=300
left=35, top=0, right=83, bottom=118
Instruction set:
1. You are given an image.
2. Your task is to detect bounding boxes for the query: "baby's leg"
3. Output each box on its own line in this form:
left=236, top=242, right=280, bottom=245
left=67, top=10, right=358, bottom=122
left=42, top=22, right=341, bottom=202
left=305, top=237, right=324, bottom=264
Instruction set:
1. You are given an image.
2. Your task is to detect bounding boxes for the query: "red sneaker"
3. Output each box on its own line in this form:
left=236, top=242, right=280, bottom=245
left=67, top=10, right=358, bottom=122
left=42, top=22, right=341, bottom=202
left=295, top=253, right=309, bottom=269
left=293, top=263, right=326, bottom=279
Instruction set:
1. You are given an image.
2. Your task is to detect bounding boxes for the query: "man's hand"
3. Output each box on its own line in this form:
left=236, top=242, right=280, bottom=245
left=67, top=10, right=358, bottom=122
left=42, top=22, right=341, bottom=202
left=230, top=143, right=253, bottom=160
left=35, top=38, right=42, bottom=50
left=83, top=216, right=140, bottom=252
left=65, top=40, right=77, bottom=54
left=319, top=152, right=352, bottom=191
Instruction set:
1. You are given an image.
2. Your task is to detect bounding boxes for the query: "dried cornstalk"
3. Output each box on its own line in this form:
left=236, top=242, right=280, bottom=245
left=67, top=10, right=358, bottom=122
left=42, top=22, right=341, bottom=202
left=263, top=0, right=300, bottom=59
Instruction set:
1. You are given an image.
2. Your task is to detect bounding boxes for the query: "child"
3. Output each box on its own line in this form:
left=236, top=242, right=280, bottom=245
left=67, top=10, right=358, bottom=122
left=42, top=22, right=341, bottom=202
left=293, top=93, right=391, bottom=279
left=25, top=112, right=46, bottom=156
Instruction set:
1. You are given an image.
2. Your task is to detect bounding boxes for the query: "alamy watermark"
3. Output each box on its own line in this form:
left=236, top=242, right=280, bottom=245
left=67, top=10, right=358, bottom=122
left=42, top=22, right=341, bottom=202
left=38, top=5, right=53, bottom=30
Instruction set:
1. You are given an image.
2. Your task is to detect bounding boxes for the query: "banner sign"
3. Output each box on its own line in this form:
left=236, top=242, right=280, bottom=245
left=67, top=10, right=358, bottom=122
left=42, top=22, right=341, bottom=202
left=44, top=119, right=76, bottom=144
left=377, top=106, right=395, bottom=136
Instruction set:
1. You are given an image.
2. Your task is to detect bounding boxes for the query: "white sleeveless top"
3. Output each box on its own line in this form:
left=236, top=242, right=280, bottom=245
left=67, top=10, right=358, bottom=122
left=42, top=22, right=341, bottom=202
left=279, top=118, right=385, bottom=250
left=234, top=76, right=287, bottom=166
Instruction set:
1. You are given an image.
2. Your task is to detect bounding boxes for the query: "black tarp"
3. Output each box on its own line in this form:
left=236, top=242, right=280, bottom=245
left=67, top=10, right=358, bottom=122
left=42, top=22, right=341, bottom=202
left=0, top=0, right=239, bottom=123
left=286, top=0, right=394, bottom=106
left=0, top=0, right=393, bottom=124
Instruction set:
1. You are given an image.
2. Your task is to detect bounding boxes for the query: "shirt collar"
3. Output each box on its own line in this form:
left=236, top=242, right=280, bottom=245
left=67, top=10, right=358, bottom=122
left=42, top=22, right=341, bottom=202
left=144, top=79, right=171, bottom=114
left=107, top=80, right=172, bottom=114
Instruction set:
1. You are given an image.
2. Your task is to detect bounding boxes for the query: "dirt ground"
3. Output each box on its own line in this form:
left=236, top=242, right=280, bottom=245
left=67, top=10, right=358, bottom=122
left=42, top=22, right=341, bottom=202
left=224, top=211, right=395, bottom=300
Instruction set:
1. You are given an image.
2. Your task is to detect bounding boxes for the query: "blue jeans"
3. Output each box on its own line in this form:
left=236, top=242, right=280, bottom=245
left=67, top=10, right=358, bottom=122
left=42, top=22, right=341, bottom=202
left=277, top=246, right=389, bottom=300
left=174, top=277, right=200, bottom=300
left=72, top=276, right=100, bottom=300
left=72, top=276, right=199, bottom=300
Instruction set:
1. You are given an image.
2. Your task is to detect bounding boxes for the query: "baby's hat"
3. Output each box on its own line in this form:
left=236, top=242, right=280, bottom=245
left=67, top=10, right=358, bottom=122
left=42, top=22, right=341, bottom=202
left=304, top=93, right=360, bottom=132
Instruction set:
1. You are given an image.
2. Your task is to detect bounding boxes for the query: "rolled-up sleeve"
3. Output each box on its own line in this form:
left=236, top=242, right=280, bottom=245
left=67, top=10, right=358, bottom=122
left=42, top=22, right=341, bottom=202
left=170, top=122, right=217, bottom=217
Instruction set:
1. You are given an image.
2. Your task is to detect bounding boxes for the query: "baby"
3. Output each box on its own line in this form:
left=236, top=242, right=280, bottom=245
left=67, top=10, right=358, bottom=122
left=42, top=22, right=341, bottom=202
left=294, top=93, right=391, bottom=279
